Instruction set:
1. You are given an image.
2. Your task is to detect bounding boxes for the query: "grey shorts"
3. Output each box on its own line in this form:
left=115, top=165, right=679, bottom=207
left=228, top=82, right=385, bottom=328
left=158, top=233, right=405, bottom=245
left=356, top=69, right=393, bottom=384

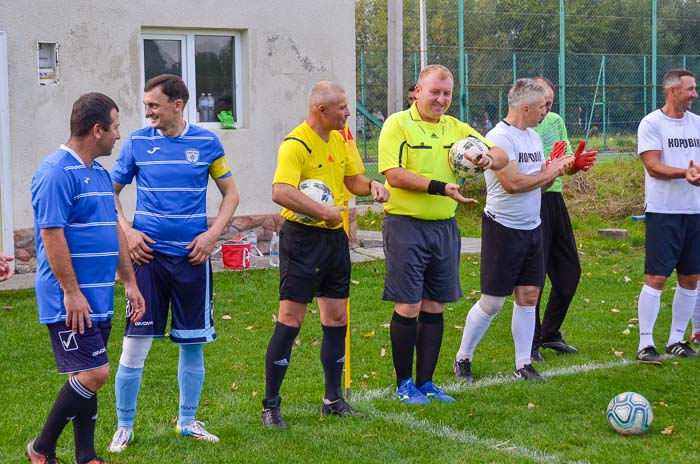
left=382, top=213, right=462, bottom=304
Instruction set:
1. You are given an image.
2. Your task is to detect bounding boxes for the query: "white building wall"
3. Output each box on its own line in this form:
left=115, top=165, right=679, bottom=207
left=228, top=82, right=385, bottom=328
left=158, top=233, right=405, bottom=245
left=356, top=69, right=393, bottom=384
left=0, top=0, right=356, bottom=231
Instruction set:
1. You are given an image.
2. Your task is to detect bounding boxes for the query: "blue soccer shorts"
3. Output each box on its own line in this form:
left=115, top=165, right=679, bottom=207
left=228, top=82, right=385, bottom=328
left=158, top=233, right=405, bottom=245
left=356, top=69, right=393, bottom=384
left=48, top=320, right=111, bottom=374
left=124, top=252, right=216, bottom=344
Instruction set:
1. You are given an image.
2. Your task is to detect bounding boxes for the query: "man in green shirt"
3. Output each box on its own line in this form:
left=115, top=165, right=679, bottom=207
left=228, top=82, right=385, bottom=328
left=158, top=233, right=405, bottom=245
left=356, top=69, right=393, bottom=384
left=531, top=77, right=597, bottom=361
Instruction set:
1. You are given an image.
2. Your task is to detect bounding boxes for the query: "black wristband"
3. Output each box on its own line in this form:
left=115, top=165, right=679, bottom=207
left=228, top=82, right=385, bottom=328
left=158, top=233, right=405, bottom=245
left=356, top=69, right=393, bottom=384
left=428, top=180, right=447, bottom=196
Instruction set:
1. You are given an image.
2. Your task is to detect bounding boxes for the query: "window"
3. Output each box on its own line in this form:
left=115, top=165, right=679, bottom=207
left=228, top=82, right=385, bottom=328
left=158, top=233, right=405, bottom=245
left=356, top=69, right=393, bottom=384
left=141, top=30, right=243, bottom=128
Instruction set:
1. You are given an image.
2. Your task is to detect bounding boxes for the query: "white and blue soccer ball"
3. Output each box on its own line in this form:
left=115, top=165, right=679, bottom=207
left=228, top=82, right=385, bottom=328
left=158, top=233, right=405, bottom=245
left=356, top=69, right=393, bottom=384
left=606, top=392, right=653, bottom=436
left=448, top=136, right=489, bottom=177
left=294, top=178, right=334, bottom=224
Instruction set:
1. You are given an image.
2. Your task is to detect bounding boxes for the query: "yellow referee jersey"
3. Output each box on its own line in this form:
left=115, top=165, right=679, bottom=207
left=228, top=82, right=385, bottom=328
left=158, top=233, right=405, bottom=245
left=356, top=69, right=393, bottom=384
left=378, top=105, right=492, bottom=220
left=273, top=121, right=360, bottom=229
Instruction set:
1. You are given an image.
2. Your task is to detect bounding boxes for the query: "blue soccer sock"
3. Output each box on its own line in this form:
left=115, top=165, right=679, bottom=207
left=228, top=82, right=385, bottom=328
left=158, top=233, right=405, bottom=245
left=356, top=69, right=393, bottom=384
left=115, top=364, right=144, bottom=429
left=178, top=344, right=205, bottom=427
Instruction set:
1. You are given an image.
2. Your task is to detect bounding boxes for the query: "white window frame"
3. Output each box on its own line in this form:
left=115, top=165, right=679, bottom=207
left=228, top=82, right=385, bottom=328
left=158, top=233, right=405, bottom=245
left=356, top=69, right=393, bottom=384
left=140, top=29, right=243, bottom=129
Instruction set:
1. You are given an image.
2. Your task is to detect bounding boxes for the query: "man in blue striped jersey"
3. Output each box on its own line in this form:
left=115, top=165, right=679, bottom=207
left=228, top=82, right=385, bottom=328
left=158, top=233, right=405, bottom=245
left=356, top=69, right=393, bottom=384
left=28, top=92, right=145, bottom=464
left=109, top=74, right=239, bottom=450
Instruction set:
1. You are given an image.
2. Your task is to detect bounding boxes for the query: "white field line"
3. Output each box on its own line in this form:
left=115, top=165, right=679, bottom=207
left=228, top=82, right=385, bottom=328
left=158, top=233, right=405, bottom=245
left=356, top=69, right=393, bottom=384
left=283, top=359, right=632, bottom=463
left=352, top=358, right=634, bottom=402
left=365, top=408, right=590, bottom=464
left=321, top=359, right=635, bottom=464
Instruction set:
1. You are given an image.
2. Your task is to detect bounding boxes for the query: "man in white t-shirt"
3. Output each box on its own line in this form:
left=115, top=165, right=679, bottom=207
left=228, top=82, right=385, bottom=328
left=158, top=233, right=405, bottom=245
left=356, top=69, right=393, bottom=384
left=454, top=79, right=573, bottom=382
left=636, top=68, right=700, bottom=364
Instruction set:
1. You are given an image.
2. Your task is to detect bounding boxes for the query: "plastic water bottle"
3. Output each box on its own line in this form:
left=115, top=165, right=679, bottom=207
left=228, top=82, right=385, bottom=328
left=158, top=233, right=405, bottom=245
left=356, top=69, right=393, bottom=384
left=269, top=232, right=280, bottom=267
left=206, top=93, right=215, bottom=122
left=198, top=93, right=207, bottom=122
left=248, top=229, right=259, bottom=268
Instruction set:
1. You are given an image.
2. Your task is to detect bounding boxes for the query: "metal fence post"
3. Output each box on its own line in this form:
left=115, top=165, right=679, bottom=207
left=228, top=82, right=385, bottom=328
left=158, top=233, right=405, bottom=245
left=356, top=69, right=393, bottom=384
left=559, top=0, right=566, bottom=123
left=458, top=0, right=465, bottom=122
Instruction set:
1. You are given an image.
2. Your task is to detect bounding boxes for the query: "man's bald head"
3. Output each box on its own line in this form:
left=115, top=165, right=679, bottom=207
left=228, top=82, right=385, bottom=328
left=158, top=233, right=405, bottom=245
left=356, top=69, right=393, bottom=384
left=307, top=80, right=350, bottom=132
left=309, top=81, right=347, bottom=109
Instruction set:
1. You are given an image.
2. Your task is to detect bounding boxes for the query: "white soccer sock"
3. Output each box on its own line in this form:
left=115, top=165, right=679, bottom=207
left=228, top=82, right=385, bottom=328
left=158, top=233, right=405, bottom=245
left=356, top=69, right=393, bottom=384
left=692, top=281, right=700, bottom=335
left=456, top=303, right=495, bottom=362
left=638, top=285, right=662, bottom=351
left=668, top=285, right=697, bottom=346
left=512, top=303, right=536, bottom=369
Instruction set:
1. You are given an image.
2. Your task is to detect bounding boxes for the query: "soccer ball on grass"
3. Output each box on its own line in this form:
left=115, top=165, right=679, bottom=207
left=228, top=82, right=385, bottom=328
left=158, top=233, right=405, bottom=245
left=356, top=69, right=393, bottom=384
left=606, top=392, right=653, bottom=436
left=293, top=178, right=334, bottom=224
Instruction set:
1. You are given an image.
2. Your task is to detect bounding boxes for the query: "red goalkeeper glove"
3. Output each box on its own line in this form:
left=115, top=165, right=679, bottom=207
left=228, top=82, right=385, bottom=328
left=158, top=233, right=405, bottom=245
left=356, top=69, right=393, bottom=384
left=545, top=140, right=568, bottom=166
left=570, top=140, right=597, bottom=173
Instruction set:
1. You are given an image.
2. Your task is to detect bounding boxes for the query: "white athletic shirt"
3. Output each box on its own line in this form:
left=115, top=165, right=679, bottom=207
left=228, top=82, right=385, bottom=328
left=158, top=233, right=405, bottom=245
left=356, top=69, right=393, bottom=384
left=638, top=109, right=700, bottom=214
left=484, top=121, right=544, bottom=230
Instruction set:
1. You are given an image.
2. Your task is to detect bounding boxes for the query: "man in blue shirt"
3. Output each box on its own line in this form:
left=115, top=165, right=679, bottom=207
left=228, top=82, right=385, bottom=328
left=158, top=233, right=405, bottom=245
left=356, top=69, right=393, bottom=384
left=27, top=92, right=144, bottom=464
left=109, top=74, right=239, bottom=451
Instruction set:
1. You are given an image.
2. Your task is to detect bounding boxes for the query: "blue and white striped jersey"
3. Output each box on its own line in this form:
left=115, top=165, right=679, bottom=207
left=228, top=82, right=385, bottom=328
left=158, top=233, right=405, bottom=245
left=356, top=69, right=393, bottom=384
left=31, top=145, right=119, bottom=324
left=112, top=123, right=232, bottom=256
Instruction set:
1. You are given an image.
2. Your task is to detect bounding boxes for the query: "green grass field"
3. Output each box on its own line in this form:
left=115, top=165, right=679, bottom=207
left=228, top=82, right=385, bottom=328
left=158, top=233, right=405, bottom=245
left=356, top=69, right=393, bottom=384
left=2, top=159, right=698, bottom=463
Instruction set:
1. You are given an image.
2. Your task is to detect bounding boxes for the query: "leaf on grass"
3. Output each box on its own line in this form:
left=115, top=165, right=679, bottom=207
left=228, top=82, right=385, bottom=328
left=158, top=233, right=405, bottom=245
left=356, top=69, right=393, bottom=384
left=584, top=298, right=591, bottom=303
left=657, top=401, right=668, bottom=407
left=271, top=314, right=277, bottom=323
left=601, top=300, right=606, bottom=304
left=455, top=325, right=463, bottom=330
left=363, top=330, right=376, bottom=338
left=363, top=374, right=369, bottom=379
left=382, top=323, right=390, bottom=329
left=312, top=339, right=319, bottom=347
left=622, top=329, right=630, bottom=335
left=203, top=399, right=209, bottom=406
left=470, top=289, right=479, bottom=295
left=351, top=279, right=360, bottom=285
left=614, top=351, right=624, bottom=357
left=294, top=338, right=301, bottom=346
left=527, top=403, right=536, bottom=409
left=661, top=426, right=674, bottom=435
left=221, top=314, right=232, bottom=320
left=672, top=361, right=680, bottom=366
left=360, top=381, right=368, bottom=388
left=245, top=325, right=253, bottom=330
left=252, top=391, right=258, bottom=397
left=380, top=347, right=386, bottom=357
left=611, top=308, right=620, bottom=313
left=2, top=305, right=13, bottom=311
left=628, top=324, right=636, bottom=328
left=170, top=416, right=178, bottom=425
left=230, top=382, right=238, bottom=391
left=446, top=306, right=454, bottom=311
left=624, top=276, right=632, bottom=283
left=310, top=309, right=318, bottom=315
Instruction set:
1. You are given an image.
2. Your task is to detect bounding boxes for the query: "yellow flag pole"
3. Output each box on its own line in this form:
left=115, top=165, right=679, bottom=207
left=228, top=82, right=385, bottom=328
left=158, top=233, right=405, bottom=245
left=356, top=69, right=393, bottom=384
left=342, top=200, right=352, bottom=399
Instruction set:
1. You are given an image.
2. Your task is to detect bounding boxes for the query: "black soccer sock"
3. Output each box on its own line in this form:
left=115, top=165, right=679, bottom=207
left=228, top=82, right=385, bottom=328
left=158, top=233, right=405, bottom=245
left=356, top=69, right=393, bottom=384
left=390, top=311, right=418, bottom=387
left=415, top=311, right=444, bottom=387
left=73, top=391, right=98, bottom=464
left=264, top=322, right=300, bottom=401
left=320, top=324, right=347, bottom=401
left=34, top=376, right=94, bottom=457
